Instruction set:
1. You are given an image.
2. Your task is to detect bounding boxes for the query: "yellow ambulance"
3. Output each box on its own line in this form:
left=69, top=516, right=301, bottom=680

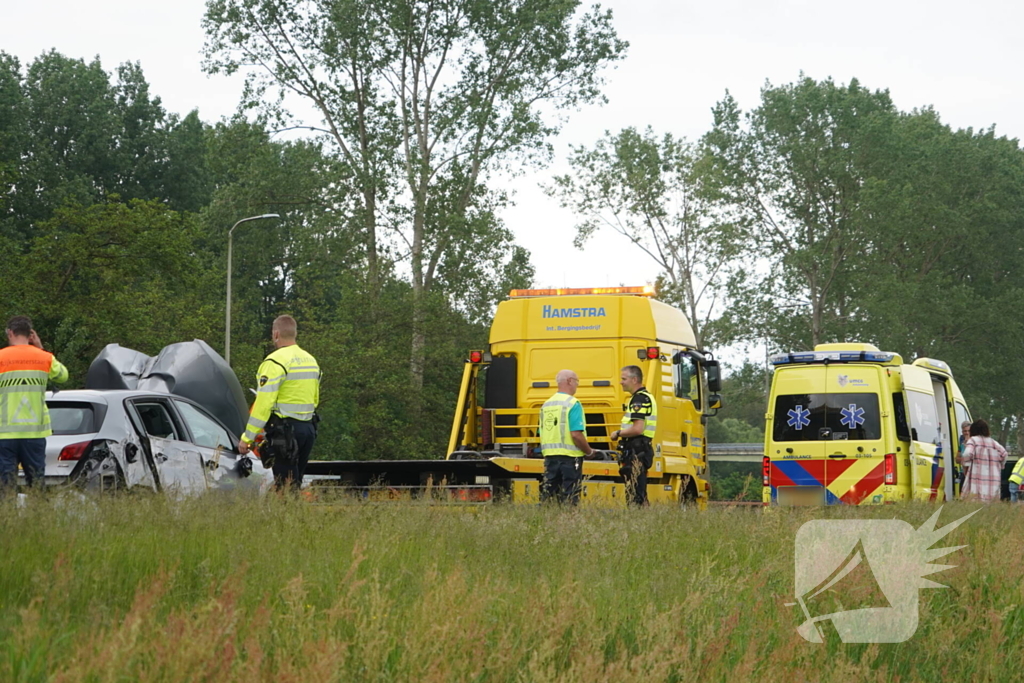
left=763, top=343, right=970, bottom=506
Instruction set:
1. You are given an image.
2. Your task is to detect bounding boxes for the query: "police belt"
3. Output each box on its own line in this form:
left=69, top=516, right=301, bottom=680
left=619, top=435, right=652, bottom=452
left=262, top=415, right=299, bottom=467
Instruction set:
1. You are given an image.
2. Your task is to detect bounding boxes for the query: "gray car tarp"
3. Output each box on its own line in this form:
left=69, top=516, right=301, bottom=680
left=86, top=340, right=249, bottom=437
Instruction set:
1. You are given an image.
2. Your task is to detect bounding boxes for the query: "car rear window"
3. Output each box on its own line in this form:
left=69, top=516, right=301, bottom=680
left=773, top=393, right=882, bottom=442
left=47, top=402, right=105, bottom=436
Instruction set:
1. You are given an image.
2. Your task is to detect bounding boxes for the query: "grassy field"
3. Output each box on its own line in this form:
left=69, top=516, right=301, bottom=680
left=0, top=493, right=1020, bottom=682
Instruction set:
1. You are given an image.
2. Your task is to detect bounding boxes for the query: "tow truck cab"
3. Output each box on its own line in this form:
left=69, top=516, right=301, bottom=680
left=447, top=286, right=723, bottom=506
left=763, top=343, right=970, bottom=506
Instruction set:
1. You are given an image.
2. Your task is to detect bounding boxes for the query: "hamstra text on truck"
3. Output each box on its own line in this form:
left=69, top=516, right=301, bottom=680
left=305, top=286, right=724, bottom=507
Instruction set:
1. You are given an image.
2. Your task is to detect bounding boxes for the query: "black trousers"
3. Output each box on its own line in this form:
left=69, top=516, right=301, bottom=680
left=542, top=455, right=583, bottom=505
left=272, top=419, right=317, bottom=491
left=619, top=451, right=650, bottom=506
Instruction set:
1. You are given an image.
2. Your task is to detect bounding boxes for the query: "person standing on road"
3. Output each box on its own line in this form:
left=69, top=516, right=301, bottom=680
left=0, top=316, right=69, bottom=491
left=238, top=315, right=320, bottom=491
left=539, top=369, right=596, bottom=505
left=611, top=365, right=657, bottom=507
left=959, top=418, right=1007, bottom=502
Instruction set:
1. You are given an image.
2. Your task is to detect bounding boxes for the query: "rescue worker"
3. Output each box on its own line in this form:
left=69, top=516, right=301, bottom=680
left=1010, top=457, right=1024, bottom=503
left=539, top=369, right=596, bottom=505
left=237, top=315, right=320, bottom=490
left=0, top=316, right=68, bottom=490
left=611, top=365, right=657, bottom=507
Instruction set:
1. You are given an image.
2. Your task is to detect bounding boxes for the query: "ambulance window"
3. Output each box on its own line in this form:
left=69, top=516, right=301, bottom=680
left=954, top=402, right=970, bottom=443
left=893, top=392, right=911, bottom=441
left=906, top=390, right=940, bottom=444
left=773, top=394, right=881, bottom=441
left=773, top=394, right=828, bottom=442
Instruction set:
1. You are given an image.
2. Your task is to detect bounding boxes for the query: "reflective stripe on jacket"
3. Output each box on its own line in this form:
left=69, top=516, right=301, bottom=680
left=242, top=344, right=320, bottom=443
left=539, top=392, right=584, bottom=457
left=0, top=345, right=69, bottom=439
left=620, top=388, right=658, bottom=439
left=1011, top=457, right=1024, bottom=485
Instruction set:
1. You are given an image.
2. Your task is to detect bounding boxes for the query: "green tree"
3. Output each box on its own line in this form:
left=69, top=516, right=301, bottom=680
left=548, top=126, right=742, bottom=347
left=703, top=76, right=899, bottom=349
left=6, top=199, right=217, bottom=381
left=202, top=0, right=624, bottom=401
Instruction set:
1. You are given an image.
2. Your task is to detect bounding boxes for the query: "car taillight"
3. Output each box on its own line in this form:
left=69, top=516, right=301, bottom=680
left=884, top=453, right=896, bottom=485
left=763, top=456, right=770, bottom=486
left=58, top=441, right=93, bottom=461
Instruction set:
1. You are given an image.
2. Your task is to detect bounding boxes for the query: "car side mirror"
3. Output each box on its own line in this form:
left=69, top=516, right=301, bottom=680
left=706, top=361, right=722, bottom=393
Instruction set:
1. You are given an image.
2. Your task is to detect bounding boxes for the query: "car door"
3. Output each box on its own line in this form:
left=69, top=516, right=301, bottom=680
left=172, top=398, right=268, bottom=492
left=129, top=397, right=208, bottom=496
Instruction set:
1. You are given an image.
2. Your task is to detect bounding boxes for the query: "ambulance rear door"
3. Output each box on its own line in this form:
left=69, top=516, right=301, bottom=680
left=900, top=365, right=942, bottom=501
left=822, top=364, right=886, bottom=505
left=768, top=365, right=828, bottom=505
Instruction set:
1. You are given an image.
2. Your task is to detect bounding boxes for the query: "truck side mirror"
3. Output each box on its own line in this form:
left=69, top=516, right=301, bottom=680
left=708, top=393, right=722, bottom=413
left=706, top=360, right=722, bottom=393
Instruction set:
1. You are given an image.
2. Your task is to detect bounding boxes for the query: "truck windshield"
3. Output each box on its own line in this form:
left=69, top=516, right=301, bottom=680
left=773, top=393, right=882, bottom=442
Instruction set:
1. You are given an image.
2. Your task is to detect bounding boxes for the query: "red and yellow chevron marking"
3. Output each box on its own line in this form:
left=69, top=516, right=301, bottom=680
left=770, top=458, right=886, bottom=505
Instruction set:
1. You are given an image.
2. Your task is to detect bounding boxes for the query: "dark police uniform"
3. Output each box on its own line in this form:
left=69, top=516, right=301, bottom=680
left=619, top=386, right=657, bottom=506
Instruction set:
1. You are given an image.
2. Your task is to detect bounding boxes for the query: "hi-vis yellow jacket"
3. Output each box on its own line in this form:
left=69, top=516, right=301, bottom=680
left=0, top=344, right=69, bottom=439
left=539, top=391, right=585, bottom=457
left=241, top=344, right=320, bottom=444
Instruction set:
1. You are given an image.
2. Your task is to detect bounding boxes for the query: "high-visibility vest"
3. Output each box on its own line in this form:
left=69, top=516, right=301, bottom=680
left=242, top=344, right=320, bottom=443
left=620, top=387, right=658, bottom=439
left=539, top=392, right=585, bottom=457
left=0, top=344, right=69, bottom=439
left=1010, top=458, right=1024, bottom=485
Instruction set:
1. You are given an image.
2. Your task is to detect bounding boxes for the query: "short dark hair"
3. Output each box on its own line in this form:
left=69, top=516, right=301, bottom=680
left=621, top=365, right=643, bottom=383
left=969, top=419, right=990, bottom=438
left=6, top=316, right=32, bottom=338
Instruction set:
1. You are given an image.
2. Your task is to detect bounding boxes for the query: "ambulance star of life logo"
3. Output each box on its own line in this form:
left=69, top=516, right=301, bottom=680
left=788, top=507, right=977, bottom=643
left=839, top=403, right=865, bottom=429
left=787, top=405, right=811, bottom=430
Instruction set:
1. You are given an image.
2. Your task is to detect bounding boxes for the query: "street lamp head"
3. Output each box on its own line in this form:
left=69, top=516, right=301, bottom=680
left=229, top=213, right=281, bottom=235
left=225, top=212, right=282, bottom=364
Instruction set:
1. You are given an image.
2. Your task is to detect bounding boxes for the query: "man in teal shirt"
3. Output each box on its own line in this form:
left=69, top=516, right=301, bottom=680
left=539, top=369, right=595, bottom=504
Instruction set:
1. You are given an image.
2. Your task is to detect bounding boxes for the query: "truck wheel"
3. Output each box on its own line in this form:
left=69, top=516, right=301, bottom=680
left=678, top=474, right=698, bottom=508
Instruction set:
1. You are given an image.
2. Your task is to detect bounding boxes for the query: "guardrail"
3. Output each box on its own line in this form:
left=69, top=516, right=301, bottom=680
left=707, top=443, right=762, bottom=463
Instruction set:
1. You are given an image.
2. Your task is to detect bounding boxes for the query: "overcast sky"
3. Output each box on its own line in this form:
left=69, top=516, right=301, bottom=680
left=5, top=0, right=1024, bottom=293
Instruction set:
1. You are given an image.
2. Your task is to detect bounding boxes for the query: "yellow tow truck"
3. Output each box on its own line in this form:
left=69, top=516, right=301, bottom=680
left=305, top=286, right=723, bottom=507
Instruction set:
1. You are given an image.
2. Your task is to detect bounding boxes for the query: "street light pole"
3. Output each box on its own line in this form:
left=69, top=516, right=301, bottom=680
left=226, top=213, right=280, bottom=365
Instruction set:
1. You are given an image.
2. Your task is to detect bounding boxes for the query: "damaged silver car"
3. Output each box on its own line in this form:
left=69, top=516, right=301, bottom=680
left=29, top=340, right=273, bottom=495
left=45, top=389, right=272, bottom=494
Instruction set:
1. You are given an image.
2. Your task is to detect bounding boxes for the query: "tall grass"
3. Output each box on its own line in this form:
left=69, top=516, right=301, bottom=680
left=0, top=493, right=1020, bottom=681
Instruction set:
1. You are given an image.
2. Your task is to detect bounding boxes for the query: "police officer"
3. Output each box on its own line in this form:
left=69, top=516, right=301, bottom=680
left=611, top=364, right=657, bottom=506
left=237, top=315, right=321, bottom=490
left=539, top=369, right=596, bottom=505
left=0, top=316, right=69, bottom=490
